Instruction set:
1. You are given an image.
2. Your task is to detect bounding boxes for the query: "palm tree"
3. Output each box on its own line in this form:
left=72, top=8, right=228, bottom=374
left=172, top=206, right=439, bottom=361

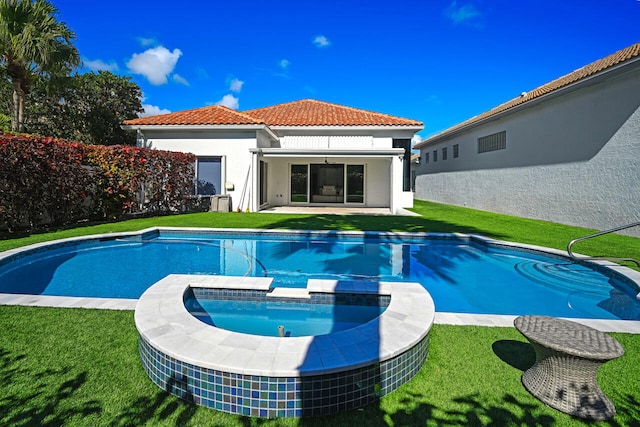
left=0, top=0, right=79, bottom=132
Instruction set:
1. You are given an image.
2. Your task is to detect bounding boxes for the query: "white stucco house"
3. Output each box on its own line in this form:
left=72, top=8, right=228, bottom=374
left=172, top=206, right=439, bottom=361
left=413, top=42, right=640, bottom=236
left=123, top=99, right=423, bottom=213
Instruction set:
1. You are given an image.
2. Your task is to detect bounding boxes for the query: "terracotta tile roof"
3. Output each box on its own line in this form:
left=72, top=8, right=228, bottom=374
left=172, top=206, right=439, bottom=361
left=245, top=99, right=422, bottom=127
left=123, top=99, right=422, bottom=128
left=123, top=105, right=264, bottom=126
left=416, top=41, right=640, bottom=147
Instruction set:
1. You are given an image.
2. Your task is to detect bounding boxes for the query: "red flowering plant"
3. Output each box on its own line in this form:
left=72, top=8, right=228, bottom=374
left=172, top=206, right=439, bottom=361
left=0, top=133, right=92, bottom=231
left=140, top=149, right=195, bottom=213
left=1, top=132, right=196, bottom=232
left=84, top=145, right=195, bottom=218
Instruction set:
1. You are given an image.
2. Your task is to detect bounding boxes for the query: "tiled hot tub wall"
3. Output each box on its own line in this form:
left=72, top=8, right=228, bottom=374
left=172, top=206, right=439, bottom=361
left=138, top=331, right=429, bottom=418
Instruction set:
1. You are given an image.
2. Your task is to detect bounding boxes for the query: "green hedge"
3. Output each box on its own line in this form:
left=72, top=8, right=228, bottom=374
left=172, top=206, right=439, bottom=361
left=0, top=133, right=195, bottom=231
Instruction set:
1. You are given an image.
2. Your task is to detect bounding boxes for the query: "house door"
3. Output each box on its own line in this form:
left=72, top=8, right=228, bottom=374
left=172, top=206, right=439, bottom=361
left=310, top=164, right=344, bottom=203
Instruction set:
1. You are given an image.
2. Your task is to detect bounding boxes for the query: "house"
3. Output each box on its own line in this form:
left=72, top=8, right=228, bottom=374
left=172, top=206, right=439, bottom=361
left=123, top=99, right=422, bottom=213
left=413, top=42, right=640, bottom=236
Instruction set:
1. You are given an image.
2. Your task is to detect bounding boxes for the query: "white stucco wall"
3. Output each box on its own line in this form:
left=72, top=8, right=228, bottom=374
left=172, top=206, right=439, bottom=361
left=139, top=129, right=258, bottom=209
left=136, top=126, right=418, bottom=212
left=414, top=67, right=640, bottom=236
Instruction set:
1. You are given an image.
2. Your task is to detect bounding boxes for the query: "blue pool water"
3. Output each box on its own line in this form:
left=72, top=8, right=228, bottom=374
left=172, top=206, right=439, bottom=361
left=184, top=296, right=386, bottom=337
left=0, top=229, right=638, bottom=320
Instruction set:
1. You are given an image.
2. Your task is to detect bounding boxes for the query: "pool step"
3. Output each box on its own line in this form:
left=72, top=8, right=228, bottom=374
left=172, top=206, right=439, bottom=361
left=268, top=288, right=311, bottom=299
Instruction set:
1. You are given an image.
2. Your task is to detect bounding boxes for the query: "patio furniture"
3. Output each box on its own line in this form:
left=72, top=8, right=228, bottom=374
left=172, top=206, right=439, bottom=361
left=514, top=315, right=624, bottom=420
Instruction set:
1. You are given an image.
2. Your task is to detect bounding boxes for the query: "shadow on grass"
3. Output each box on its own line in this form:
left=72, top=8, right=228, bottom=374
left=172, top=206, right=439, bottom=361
left=0, top=209, right=510, bottom=243
left=294, top=391, right=558, bottom=426
left=110, top=376, right=197, bottom=427
left=492, top=340, right=537, bottom=371
left=255, top=213, right=508, bottom=239
left=0, top=348, right=101, bottom=425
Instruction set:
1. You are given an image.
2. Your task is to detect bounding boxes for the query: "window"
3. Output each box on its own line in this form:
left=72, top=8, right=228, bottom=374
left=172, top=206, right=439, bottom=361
left=478, top=131, right=506, bottom=153
left=453, top=144, right=459, bottom=158
left=310, top=163, right=344, bottom=203
left=346, top=164, right=364, bottom=203
left=195, top=157, right=222, bottom=195
left=442, top=147, right=448, bottom=161
left=424, top=152, right=429, bottom=164
left=290, top=164, right=308, bottom=203
left=393, top=139, right=411, bottom=191
left=433, top=150, right=438, bottom=162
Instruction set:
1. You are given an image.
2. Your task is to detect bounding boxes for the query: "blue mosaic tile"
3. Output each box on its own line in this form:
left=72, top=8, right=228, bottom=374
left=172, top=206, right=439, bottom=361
left=138, top=330, right=429, bottom=418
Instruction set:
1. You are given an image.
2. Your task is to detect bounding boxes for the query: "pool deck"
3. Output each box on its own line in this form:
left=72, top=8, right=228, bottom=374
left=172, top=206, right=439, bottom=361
left=1, top=292, right=638, bottom=333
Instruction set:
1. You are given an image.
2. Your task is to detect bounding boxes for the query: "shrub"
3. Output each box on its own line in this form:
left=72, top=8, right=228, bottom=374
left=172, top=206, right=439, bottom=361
left=0, top=133, right=90, bottom=230
left=84, top=145, right=195, bottom=218
left=0, top=133, right=196, bottom=232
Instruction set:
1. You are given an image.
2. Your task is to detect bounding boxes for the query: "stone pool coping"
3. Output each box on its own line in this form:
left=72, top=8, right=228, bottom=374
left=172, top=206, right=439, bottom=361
left=134, top=274, right=435, bottom=377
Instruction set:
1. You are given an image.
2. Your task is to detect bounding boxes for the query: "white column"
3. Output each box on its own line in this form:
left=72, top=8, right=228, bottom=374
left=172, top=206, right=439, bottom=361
left=250, top=151, right=259, bottom=212
left=390, top=155, right=403, bottom=214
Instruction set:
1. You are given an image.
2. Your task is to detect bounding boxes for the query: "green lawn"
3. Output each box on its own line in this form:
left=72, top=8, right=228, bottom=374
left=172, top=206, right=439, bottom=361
left=1, top=200, right=639, bottom=426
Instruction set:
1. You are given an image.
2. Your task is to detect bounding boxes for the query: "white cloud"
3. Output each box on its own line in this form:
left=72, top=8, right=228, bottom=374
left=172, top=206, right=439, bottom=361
left=444, top=2, right=482, bottom=26
left=411, top=134, right=424, bottom=146
left=140, top=104, right=171, bottom=117
left=138, top=37, right=157, bottom=47
left=83, top=58, right=118, bottom=72
left=126, top=46, right=183, bottom=85
left=173, top=74, right=190, bottom=86
left=215, top=94, right=239, bottom=110
left=312, top=35, right=331, bottom=48
left=229, top=78, right=244, bottom=93
left=273, top=59, right=291, bottom=78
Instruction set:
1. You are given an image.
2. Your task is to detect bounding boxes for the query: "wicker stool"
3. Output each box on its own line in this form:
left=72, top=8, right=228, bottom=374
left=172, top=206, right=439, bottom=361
left=514, top=315, right=624, bottom=420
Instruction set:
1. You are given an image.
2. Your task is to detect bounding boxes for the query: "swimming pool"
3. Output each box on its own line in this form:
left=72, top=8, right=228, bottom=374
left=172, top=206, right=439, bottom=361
left=1, top=227, right=639, bottom=320
left=184, top=288, right=388, bottom=337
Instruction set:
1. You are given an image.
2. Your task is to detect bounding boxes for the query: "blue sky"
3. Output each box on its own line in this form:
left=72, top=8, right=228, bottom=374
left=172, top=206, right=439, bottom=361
left=54, top=0, right=639, bottom=141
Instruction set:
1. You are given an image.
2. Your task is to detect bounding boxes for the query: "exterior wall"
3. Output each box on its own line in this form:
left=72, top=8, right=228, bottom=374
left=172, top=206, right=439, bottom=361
left=415, top=68, right=640, bottom=236
left=263, top=157, right=392, bottom=208
left=278, top=130, right=414, bottom=150
left=138, top=127, right=417, bottom=213
left=139, top=129, right=258, bottom=209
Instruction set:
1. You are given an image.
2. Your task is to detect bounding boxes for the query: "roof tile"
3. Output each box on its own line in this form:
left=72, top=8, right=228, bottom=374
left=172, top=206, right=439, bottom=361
left=417, top=41, right=640, bottom=147
left=245, top=99, right=423, bottom=127
left=123, top=105, right=264, bottom=126
left=123, top=99, right=422, bottom=128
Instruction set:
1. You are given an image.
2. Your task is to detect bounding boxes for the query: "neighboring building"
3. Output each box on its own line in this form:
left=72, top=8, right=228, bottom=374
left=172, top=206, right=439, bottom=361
left=414, top=42, right=640, bottom=236
left=123, top=99, right=422, bottom=213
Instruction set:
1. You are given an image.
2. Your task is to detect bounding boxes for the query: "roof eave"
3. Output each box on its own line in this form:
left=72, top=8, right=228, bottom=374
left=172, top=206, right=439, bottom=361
left=271, top=125, right=424, bottom=132
left=415, top=54, right=640, bottom=149
left=121, top=123, right=279, bottom=141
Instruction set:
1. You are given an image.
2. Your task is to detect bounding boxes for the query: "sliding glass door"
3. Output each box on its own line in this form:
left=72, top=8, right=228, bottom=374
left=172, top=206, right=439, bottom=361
left=310, top=164, right=344, bottom=203
left=290, top=163, right=364, bottom=204
left=346, top=164, right=364, bottom=203
left=290, top=164, right=308, bottom=203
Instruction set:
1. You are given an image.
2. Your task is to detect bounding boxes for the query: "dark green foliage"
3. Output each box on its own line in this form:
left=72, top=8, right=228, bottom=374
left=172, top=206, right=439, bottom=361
left=0, top=0, right=80, bottom=132
left=23, top=71, right=143, bottom=145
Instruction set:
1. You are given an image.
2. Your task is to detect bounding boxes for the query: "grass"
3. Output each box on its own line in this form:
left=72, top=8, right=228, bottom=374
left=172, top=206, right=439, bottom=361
left=0, top=200, right=639, bottom=426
